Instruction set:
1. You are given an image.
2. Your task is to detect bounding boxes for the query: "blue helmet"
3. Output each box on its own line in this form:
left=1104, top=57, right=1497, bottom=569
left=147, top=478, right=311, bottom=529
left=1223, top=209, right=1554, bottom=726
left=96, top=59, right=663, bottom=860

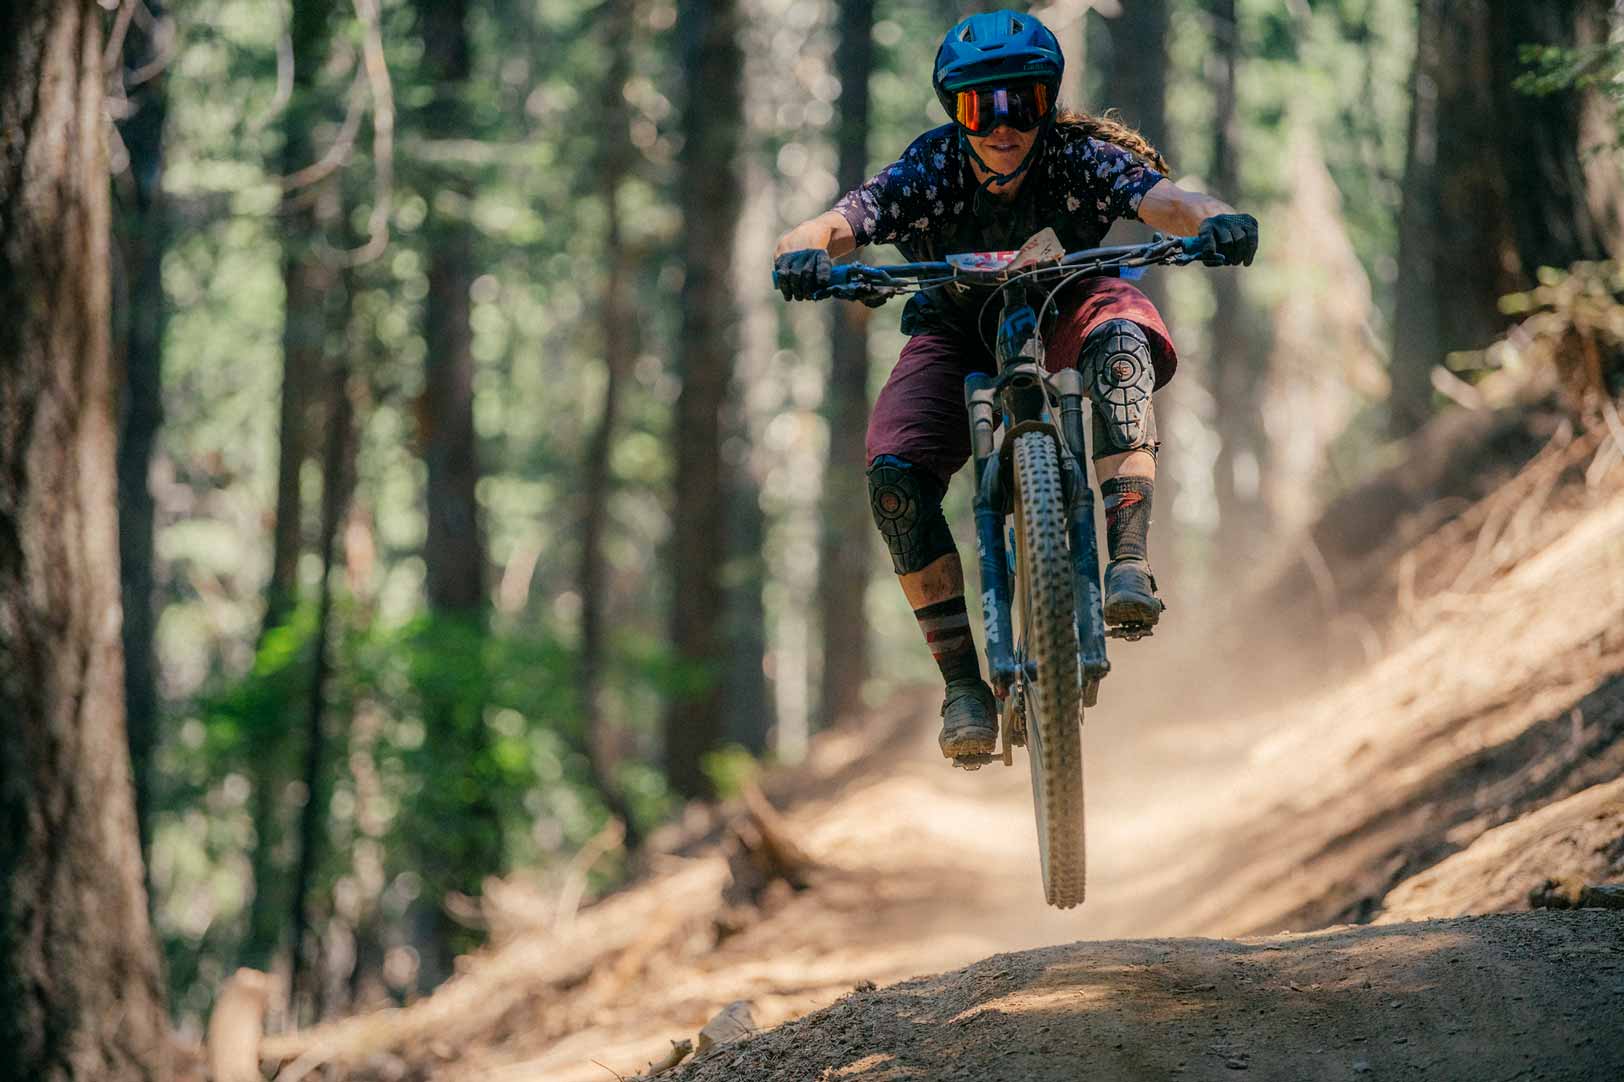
left=932, top=10, right=1065, bottom=119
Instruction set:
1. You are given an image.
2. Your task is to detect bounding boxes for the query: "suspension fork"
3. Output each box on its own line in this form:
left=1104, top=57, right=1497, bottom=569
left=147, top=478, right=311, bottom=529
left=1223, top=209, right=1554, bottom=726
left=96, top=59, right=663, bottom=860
left=964, top=372, right=1018, bottom=698
left=1053, top=367, right=1110, bottom=699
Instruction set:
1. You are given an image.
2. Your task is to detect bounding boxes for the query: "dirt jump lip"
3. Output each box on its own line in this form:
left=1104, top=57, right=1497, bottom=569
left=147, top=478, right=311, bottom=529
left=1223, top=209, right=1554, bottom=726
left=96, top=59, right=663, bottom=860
left=667, top=911, right=1624, bottom=1082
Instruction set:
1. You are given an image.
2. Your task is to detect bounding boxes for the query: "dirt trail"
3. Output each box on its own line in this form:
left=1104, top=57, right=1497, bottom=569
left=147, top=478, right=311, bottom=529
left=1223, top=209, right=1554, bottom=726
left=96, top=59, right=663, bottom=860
left=260, top=480, right=1624, bottom=1082
left=674, top=912, right=1624, bottom=1082
left=519, top=487, right=1624, bottom=1081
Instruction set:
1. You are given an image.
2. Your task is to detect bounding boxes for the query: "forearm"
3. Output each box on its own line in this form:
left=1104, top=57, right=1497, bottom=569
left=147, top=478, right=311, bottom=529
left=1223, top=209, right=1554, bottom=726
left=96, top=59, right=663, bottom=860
left=773, top=209, right=857, bottom=260
left=1136, top=179, right=1238, bottom=236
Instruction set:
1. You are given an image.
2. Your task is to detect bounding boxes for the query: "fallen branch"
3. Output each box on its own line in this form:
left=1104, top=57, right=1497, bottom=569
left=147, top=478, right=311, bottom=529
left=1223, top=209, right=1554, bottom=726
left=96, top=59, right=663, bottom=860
left=636, top=1038, right=693, bottom=1078
left=721, top=784, right=820, bottom=912
left=1529, top=878, right=1624, bottom=911
left=555, top=817, right=627, bottom=938
left=207, top=968, right=271, bottom=1082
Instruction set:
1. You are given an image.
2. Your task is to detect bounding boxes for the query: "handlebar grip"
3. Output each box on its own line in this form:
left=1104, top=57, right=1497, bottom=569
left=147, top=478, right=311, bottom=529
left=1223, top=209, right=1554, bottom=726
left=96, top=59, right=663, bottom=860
left=1179, top=235, right=1205, bottom=257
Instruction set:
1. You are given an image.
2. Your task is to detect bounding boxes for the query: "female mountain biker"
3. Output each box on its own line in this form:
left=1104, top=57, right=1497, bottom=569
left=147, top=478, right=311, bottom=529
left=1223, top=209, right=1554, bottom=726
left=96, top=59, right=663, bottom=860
left=772, top=10, right=1258, bottom=760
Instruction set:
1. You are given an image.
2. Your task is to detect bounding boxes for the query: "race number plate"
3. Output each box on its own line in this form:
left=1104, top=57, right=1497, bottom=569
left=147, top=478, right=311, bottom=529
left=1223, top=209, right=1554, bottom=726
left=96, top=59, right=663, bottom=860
left=947, top=250, right=1020, bottom=272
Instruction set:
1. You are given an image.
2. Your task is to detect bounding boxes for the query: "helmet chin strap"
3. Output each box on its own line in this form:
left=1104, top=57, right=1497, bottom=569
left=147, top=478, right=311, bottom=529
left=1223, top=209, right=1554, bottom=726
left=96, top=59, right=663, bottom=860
left=959, top=114, right=1053, bottom=216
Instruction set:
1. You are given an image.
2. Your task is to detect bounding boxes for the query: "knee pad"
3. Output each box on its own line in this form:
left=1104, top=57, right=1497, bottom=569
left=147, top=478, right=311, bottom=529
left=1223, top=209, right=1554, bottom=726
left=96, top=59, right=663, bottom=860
left=866, top=455, right=957, bottom=575
left=1081, top=319, right=1157, bottom=458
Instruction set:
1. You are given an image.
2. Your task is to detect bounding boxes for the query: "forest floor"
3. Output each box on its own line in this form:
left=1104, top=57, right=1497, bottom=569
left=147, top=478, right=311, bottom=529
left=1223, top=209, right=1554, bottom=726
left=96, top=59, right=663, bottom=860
left=257, top=408, right=1624, bottom=1082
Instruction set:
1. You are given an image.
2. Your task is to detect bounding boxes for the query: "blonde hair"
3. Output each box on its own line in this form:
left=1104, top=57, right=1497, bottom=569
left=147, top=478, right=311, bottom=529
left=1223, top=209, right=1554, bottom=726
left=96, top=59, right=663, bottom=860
left=1054, top=106, right=1171, bottom=174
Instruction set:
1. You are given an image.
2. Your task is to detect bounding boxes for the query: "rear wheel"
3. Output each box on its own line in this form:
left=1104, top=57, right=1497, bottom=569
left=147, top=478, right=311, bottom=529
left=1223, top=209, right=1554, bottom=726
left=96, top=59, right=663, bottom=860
left=1012, top=430, right=1086, bottom=909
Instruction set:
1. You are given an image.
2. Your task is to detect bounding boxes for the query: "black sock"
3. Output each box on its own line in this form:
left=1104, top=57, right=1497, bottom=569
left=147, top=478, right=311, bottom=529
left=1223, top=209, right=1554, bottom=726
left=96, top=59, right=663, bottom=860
left=913, top=597, right=982, bottom=684
left=1100, top=476, right=1153, bottom=562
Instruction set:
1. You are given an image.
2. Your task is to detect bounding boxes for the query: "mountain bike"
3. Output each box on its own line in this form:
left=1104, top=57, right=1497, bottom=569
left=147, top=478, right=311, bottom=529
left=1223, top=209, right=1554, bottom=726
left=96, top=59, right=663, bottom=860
left=811, top=228, right=1215, bottom=909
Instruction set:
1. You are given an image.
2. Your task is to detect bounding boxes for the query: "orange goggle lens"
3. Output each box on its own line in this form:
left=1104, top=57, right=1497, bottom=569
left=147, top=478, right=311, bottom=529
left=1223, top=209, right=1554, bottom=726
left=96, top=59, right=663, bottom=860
left=953, top=81, right=1052, bottom=134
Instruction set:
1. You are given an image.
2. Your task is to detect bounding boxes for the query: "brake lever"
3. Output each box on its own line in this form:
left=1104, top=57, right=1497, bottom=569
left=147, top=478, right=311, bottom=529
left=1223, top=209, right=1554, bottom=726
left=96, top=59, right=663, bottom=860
left=813, top=284, right=902, bottom=304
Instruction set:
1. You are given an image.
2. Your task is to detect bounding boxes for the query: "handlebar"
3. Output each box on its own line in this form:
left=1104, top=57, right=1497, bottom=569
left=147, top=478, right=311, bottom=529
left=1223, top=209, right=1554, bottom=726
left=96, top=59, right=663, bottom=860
left=809, top=234, right=1215, bottom=304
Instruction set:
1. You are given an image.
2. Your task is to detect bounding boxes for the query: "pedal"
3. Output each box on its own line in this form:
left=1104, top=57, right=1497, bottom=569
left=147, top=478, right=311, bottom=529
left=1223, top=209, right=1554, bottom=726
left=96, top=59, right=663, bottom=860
left=953, top=752, right=997, bottom=771
left=1106, top=622, right=1155, bottom=642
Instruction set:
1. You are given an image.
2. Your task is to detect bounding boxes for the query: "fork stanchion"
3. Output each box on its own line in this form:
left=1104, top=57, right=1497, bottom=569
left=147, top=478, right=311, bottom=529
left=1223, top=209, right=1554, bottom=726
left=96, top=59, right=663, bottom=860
left=1053, top=368, right=1110, bottom=697
left=965, top=372, right=1018, bottom=699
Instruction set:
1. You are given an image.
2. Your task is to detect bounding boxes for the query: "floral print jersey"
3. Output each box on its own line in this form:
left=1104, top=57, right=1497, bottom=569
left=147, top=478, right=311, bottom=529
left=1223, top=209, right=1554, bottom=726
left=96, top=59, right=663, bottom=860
left=832, top=123, right=1165, bottom=339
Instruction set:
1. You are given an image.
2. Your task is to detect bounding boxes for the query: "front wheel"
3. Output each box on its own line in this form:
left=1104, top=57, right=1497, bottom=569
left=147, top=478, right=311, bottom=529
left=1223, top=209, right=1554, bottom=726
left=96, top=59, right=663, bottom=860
left=1012, top=430, right=1086, bottom=909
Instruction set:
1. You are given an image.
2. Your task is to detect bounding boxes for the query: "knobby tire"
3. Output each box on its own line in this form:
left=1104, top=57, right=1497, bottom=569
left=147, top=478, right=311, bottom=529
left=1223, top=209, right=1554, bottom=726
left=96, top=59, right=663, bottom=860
left=1013, top=430, right=1086, bottom=908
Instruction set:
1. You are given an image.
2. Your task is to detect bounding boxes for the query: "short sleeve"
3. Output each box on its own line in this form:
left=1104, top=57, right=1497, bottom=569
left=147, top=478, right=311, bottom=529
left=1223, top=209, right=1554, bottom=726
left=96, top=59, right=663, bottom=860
left=1070, top=137, right=1165, bottom=223
left=832, top=132, right=955, bottom=248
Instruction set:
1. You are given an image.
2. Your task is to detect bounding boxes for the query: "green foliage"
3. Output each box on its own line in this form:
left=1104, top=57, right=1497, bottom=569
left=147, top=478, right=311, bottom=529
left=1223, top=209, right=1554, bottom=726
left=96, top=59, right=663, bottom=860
left=150, top=590, right=678, bottom=1017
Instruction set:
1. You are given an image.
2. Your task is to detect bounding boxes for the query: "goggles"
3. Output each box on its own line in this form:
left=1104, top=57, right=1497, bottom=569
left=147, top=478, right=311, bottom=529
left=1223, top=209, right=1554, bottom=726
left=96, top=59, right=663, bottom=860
left=952, top=80, right=1054, bottom=135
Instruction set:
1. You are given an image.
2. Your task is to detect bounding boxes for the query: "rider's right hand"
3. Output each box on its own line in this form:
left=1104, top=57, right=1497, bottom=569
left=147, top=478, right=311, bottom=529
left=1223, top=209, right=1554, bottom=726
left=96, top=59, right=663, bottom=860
left=773, top=249, right=832, bottom=301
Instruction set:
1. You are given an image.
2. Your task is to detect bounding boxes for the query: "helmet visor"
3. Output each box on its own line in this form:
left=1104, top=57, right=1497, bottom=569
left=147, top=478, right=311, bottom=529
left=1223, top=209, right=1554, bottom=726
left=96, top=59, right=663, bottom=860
left=953, top=80, right=1054, bottom=135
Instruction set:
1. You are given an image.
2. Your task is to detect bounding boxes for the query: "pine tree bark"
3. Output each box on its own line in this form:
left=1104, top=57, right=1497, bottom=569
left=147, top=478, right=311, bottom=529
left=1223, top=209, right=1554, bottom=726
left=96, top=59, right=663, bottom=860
left=818, top=0, right=876, bottom=731
left=1207, top=0, right=1269, bottom=567
left=1487, top=0, right=1623, bottom=268
left=114, top=0, right=171, bottom=870
left=723, top=465, right=773, bottom=754
left=1100, top=0, right=1172, bottom=154
left=1390, top=0, right=1617, bottom=438
left=578, top=0, right=644, bottom=844
left=0, top=3, right=171, bottom=1078
left=664, top=0, right=745, bottom=799
left=244, top=0, right=343, bottom=974
left=413, top=0, right=502, bottom=988
left=1099, top=0, right=1181, bottom=577
left=1389, top=0, right=1516, bottom=437
left=287, top=337, right=357, bottom=1021
left=269, top=0, right=342, bottom=630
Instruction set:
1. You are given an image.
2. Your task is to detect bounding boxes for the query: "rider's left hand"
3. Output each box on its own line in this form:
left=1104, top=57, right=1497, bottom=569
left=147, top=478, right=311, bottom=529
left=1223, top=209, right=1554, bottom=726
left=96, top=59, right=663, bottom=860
left=1197, top=213, right=1259, bottom=267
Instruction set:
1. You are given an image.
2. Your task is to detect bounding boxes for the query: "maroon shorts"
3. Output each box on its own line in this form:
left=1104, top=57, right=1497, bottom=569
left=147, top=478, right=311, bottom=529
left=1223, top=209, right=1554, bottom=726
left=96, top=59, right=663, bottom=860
left=865, top=276, right=1178, bottom=484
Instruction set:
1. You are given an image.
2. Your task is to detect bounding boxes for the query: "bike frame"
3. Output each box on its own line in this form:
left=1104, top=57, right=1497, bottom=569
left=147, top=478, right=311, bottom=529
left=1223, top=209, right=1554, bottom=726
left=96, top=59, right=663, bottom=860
left=962, top=278, right=1110, bottom=725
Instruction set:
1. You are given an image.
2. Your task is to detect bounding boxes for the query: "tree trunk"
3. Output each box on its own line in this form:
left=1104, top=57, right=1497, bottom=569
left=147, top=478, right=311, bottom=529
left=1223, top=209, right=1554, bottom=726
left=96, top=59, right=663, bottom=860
left=1488, top=0, right=1623, bottom=268
left=0, top=4, right=171, bottom=1078
left=1100, top=0, right=1172, bottom=154
left=664, top=0, right=744, bottom=799
left=287, top=312, right=358, bottom=1023
left=114, top=0, right=171, bottom=871
left=723, top=464, right=773, bottom=754
left=1389, top=0, right=1515, bottom=437
left=244, top=0, right=342, bottom=974
left=1099, top=0, right=1181, bottom=579
left=578, top=0, right=645, bottom=846
left=413, top=0, right=502, bottom=988
left=818, top=0, right=875, bottom=731
left=1207, top=0, right=1269, bottom=568
left=1390, top=0, right=1615, bottom=438
left=268, top=0, right=342, bottom=630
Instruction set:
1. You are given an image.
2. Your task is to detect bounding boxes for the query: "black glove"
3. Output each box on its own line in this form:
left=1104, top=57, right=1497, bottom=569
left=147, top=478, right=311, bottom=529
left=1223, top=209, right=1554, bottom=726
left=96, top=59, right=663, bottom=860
left=1197, top=213, right=1259, bottom=267
left=773, top=248, right=832, bottom=300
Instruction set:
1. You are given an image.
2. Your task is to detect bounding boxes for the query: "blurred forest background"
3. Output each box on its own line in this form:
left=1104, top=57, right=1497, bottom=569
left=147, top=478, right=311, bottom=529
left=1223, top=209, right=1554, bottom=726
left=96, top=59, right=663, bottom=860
left=4, top=0, right=1623, bottom=1053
